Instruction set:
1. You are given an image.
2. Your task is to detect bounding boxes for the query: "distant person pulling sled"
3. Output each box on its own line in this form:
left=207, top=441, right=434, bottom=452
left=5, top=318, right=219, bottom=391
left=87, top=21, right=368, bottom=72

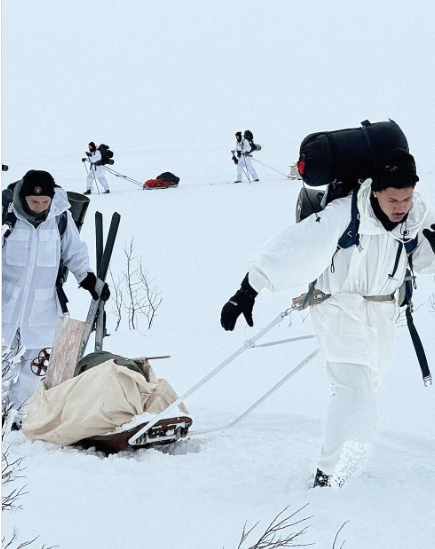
left=221, top=149, right=435, bottom=487
left=82, top=142, right=110, bottom=194
left=233, top=130, right=259, bottom=183
left=2, top=170, right=109, bottom=419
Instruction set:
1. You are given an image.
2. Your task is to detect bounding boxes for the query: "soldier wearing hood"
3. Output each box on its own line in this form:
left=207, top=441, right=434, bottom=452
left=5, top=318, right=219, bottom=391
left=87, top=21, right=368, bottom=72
left=221, top=149, right=435, bottom=487
left=2, top=170, right=108, bottom=417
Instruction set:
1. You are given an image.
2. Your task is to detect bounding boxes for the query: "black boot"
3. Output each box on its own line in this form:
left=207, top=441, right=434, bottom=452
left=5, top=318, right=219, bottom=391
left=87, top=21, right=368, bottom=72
left=84, top=189, right=92, bottom=195
left=313, top=468, right=330, bottom=488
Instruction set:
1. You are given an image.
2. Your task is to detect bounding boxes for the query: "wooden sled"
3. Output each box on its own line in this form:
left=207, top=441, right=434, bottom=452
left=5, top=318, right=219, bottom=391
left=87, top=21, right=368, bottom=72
left=76, top=416, right=193, bottom=454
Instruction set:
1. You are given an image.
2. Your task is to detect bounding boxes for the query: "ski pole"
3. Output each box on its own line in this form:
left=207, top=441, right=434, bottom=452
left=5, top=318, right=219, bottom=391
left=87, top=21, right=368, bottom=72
left=128, top=306, right=296, bottom=445
left=251, top=157, right=292, bottom=179
left=189, top=347, right=320, bottom=437
left=242, top=155, right=252, bottom=184
left=91, top=166, right=101, bottom=194
left=104, top=166, right=143, bottom=187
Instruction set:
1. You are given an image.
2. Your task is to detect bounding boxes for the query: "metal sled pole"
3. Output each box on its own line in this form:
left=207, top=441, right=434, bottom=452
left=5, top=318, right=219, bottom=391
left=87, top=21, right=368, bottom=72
left=104, top=166, right=143, bottom=187
left=251, top=157, right=291, bottom=179
left=189, top=347, right=320, bottom=437
left=128, top=307, right=295, bottom=445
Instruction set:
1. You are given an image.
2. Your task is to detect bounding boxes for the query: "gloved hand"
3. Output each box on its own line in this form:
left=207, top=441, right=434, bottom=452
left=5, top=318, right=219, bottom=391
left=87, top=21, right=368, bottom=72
left=86, top=152, right=91, bottom=157
left=79, top=272, right=111, bottom=301
left=232, top=155, right=238, bottom=165
left=82, top=158, right=87, bottom=162
left=221, top=274, right=257, bottom=331
left=423, top=223, right=435, bottom=254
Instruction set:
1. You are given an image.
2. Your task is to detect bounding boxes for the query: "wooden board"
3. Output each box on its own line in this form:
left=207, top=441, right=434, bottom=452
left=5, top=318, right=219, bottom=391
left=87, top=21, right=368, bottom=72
left=45, top=317, right=86, bottom=389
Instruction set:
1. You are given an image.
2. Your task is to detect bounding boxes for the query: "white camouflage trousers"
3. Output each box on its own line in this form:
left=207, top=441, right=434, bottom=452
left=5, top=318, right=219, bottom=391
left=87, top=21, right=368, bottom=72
left=237, top=155, right=258, bottom=182
left=86, top=167, right=109, bottom=191
left=8, top=347, right=44, bottom=411
left=316, top=361, right=379, bottom=479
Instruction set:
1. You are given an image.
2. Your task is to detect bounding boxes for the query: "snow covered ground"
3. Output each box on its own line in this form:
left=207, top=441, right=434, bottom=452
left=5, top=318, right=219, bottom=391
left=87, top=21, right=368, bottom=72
left=2, top=1, right=435, bottom=548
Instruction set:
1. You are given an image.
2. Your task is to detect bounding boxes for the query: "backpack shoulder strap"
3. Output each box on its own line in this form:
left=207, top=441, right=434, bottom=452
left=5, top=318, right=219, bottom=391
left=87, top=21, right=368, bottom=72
left=57, top=211, right=68, bottom=238
left=2, top=210, right=18, bottom=241
left=336, top=186, right=360, bottom=250
left=3, top=210, right=67, bottom=242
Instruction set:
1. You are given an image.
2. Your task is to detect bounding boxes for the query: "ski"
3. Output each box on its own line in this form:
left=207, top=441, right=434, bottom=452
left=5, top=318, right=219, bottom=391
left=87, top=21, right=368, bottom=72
left=79, top=212, right=121, bottom=359
left=94, top=212, right=105, bottom=351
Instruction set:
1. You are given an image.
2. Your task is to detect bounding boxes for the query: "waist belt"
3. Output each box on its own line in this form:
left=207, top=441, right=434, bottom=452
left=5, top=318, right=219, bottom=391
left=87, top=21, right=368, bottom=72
left=363, top=294, right=395, bottom=302
left=292, top=290, right=394, bottom=310
left=292, top=286, right=431, bottom=386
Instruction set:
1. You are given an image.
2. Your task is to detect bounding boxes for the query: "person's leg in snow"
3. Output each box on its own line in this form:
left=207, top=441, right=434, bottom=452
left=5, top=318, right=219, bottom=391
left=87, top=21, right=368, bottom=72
left=235, top=156, right=244, bottom=183
left=95, top=165, right=110, bottom=193
left=8, top=347, right=46, bottom=422
left=244, top=156, right=259, bottom=181
left=85, top=170, right=94, bottom=194
left=314, top=362, right=378, bottom=487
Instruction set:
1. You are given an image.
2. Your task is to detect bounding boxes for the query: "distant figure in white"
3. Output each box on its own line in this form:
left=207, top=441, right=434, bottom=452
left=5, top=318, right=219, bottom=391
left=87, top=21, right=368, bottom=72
left=82, top=142, right=110, bottom=195
left=233, top=130, right=259, bottom=183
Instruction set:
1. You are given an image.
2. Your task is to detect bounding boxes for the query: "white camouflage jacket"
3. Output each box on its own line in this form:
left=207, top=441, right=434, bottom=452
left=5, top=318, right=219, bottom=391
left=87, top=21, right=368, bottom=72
left=248, top=180, right=435, bottom=379
left=2, top=185, right=91, bottom=348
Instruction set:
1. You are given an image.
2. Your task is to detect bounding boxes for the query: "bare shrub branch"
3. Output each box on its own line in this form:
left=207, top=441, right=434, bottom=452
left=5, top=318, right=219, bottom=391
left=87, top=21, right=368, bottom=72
left=331, top=521, right=349, bottom=549
left=109, top=269, right=124, bottom=331
left=233, top=504, right=314, bottom=549
left=114, top=238, right=162, bottom=330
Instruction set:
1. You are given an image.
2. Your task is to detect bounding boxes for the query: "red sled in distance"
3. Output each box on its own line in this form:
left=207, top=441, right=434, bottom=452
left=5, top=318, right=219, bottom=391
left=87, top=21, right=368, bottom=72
left=143, top=172, right=180, bottom=190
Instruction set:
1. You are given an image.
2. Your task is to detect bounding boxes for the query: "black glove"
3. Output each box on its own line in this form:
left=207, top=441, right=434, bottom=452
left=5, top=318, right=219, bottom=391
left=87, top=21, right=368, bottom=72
left=232, top=155, right=238, bottom=165
left=79, top=272, right=111, bottom=302
left=423, top=223, right=435, bottom=254
left=221, top=274, right=257, bottom=331
left=86, top=152, right=91, bottom=157
left=82, top=158, right=87, bottom=162
left=2, top=164, right=8, bottom=171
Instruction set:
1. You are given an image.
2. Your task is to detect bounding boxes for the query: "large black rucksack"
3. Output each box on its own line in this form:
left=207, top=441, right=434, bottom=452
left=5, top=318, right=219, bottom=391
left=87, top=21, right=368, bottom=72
left=295, top=119, right=408, bottom=222
left=243, top=130, right=262, bottom=152
left=97, top=144, right=115, bottom=166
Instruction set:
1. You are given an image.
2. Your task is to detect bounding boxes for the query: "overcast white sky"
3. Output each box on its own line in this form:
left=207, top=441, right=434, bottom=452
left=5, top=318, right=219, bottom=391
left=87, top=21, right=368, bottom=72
left=2, top=0, right=435, bottom=164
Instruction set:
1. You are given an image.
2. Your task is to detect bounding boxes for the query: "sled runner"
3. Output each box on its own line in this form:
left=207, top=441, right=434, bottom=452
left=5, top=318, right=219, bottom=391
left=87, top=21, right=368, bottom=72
left=143, top=172, right=180, bottom=190
left=77, top=415, right=193, bottom=454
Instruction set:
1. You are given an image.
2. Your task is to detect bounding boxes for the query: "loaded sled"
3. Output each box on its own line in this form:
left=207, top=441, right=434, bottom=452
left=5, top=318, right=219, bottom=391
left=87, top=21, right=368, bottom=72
left=22, top=346, right=192, bottom=454
left=143, top=171, right=180, bottom=190
left=21, top=211, right=192, bottom=454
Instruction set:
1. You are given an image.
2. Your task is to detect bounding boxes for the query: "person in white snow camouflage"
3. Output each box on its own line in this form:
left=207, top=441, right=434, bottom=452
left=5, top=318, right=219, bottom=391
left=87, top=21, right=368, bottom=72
left=233, top=130, right=259, bottom=183
left=221, top=149, right=435, bottom=487
left=2, top=170, right=109, bottom=418
left=82, top=142, right=110, bottom=194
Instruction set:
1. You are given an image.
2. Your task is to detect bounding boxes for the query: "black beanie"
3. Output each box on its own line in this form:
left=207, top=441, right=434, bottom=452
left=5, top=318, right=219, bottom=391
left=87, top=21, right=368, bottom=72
left=371, top=149, right=419, bottom=192
left=20, top=170, right=56, bottom=198
left=88, top=142, right=96, bottom=151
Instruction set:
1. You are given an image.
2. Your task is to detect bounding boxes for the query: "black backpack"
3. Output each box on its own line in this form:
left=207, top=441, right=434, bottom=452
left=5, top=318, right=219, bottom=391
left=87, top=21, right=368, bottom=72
left=295, top=119, right=409, bottom=223
left=97, top=144, right=115, bottom=166
left=243, top=130, right=261, bottom=152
